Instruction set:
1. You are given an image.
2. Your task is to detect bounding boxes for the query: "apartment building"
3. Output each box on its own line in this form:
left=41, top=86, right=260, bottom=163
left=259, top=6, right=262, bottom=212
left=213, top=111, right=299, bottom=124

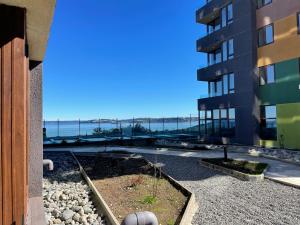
left=196, top=0, right=300, bottom=149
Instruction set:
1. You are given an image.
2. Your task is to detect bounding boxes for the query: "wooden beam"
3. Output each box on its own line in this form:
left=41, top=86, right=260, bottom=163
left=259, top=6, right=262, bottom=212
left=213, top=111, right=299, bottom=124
left=0, top=37, right=2, bottom=225
left=11, top=7, right=26, bottom=225
left=1, top=40, right=13, bottom=225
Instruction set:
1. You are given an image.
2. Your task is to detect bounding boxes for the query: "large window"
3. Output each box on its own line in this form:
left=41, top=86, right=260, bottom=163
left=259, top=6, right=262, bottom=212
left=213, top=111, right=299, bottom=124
left=207, top=17, right=221, bottom=34
left=258, top=24, right=274, bottom=47
left=221, top=3, right=233, bottom=28
left=261, top=105, right=277, bottom=140
left=200, top=108, right=236, bottom=137
left=257, top=0, right=272, bottom=9
left=208, top=48, right=222, bottom=66
left=207, top=39, right=234, bottom=66
left=259, top=64, right=275, bottom=85
left=209, top=73, right=235, bottom=97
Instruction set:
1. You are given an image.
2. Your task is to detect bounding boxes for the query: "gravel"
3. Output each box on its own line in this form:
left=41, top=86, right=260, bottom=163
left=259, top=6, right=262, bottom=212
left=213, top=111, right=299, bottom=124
left=43, top=152, right=108, bottom=225
left=141, top=153, right=300, bottom=225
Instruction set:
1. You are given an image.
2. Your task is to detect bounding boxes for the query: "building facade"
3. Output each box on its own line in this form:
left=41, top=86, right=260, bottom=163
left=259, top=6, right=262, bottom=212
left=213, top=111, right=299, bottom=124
left=196, top=0, right=300, bottom=149
left=0, top=1, right=56, bottom=225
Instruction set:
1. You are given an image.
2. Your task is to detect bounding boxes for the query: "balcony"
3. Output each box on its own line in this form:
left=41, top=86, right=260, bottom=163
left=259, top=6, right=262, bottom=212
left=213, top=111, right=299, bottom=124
left=196, top=0, right=232, bottom=24
left=196, top=23, right=234, bottom=53
left=197, top=58, right=235, bottom=81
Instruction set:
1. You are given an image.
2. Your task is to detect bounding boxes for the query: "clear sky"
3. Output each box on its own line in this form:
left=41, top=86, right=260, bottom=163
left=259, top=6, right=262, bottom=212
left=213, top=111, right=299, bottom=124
left=43, top=0, right=207, bottom=120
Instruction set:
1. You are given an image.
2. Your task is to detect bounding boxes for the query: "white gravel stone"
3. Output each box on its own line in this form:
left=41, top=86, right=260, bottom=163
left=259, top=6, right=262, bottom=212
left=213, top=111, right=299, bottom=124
left=43, top=152, right=108, bottom=225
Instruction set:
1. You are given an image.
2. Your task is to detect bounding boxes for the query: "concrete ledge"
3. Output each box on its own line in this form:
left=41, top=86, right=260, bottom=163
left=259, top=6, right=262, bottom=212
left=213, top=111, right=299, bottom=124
left=199, top=160, right=266, bottom=181
left=265, top=176, right=300, bottom=189
left=71, top=151, right=198, bottom=225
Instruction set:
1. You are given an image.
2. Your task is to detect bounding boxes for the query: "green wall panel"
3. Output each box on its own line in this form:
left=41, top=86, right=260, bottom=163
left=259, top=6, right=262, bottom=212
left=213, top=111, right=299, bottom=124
left=277, top=103, right=300, bottom=150
left=259, top=58, right=300, bottom=105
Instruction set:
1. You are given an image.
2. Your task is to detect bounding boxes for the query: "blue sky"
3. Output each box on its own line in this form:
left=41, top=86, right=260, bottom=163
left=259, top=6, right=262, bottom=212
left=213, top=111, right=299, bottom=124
left=43, top=0, right=207, bottom=120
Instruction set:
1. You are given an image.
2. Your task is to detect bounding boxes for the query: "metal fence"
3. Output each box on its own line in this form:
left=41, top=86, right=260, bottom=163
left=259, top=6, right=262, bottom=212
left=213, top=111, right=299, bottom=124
left=43, top=114, right=200, bottom=139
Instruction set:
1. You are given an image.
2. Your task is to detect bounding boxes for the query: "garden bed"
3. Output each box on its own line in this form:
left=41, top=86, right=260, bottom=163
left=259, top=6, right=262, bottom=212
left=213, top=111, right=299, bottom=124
left=74, top=152, right=192, bottom=225
left=200, top=158, right=268, bottom=181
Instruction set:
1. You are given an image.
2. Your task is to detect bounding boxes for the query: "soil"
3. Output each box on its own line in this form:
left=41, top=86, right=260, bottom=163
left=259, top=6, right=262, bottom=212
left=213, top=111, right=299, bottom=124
left=75, top=154, right=188, bottom=225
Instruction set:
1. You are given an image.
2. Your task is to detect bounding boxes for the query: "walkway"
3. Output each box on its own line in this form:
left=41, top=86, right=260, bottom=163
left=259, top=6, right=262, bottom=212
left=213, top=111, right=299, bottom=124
left=45, top=146, right=300, bottom=188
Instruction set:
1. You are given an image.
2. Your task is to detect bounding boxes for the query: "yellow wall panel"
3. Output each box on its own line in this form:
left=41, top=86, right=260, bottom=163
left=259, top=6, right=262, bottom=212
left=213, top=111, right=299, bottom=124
left=258, top=14, right=300, bottom=67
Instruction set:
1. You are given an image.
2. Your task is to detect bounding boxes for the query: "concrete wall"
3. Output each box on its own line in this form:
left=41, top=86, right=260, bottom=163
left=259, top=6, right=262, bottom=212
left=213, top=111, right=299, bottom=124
left=258, top=14, right=300, bottom=67
left=259, top=58, right=300, bottom=105
left=256, top=0, right=300, bottom=28
left=29, top=61, right=43, bottom=198
left=277, top=103, right=300, bottom=149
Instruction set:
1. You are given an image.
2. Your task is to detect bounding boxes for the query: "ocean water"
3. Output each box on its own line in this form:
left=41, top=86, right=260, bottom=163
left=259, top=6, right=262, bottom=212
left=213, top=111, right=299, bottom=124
left=44, top=121, right=199, bottom=138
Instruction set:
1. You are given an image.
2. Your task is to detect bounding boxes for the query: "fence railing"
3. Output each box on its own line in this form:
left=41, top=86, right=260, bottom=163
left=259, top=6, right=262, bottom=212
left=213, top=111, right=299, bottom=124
left=43, top=114, right=200, bottom=139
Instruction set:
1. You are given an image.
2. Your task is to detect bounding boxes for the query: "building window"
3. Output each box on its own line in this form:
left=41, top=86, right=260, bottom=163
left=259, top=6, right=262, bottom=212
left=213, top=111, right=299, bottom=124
left=259, top=64, right=275, bottom=85
left=207, top=39, right=234, bottom=66
left=207, top=17, right=221, bottom=34
left=229, top=73, right=235, bottom=93
left=261, top=105, right=277, bottom=140
left=258, top=24, right=274, bottom=47
left=201, top=108, right=236, bottom=137
left=209, top=73, right=235, bottom=97
left=221, top=3, right=233, bottom=28
left=257, top=0, right=272, bottom=9
left=213, top=109, right=220, bottom=134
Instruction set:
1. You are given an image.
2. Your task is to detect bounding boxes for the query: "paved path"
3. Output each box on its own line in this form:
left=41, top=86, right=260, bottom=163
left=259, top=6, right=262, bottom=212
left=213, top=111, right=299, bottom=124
left=45, top=146, right=300, bottom=188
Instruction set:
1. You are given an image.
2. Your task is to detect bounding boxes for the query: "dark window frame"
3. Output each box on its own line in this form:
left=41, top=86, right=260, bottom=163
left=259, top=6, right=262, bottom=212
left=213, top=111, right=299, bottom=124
left=297, top=12, right=300, bottom=34
left=208, top=73, right=235, bottom=97
left=203, top=108, right=236, bottom=137
left=259, top=64, right=276, bottom=85
left=258, top=24, right=274, bottom=47
left=260, top=105, right=277, bottom=140
left=257, top=0, right=272, bottom=9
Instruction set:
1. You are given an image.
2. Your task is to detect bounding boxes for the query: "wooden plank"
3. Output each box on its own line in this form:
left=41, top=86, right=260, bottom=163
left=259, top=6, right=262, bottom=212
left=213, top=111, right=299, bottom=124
left=0, top=39, right=2, bottom=225
left=2, top=40, right=13, bottom=225
left=12, top=8, right=26, bottom=224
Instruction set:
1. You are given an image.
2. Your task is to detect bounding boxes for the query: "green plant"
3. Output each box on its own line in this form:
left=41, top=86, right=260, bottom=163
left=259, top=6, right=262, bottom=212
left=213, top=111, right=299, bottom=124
left=143, top=195, right=157, bottom=205
left=167, top=219, right=175, bottom=225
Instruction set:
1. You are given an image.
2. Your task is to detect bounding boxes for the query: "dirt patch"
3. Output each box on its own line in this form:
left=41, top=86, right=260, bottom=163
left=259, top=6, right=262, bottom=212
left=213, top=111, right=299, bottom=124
left=76, top=154, right=188, bottom=225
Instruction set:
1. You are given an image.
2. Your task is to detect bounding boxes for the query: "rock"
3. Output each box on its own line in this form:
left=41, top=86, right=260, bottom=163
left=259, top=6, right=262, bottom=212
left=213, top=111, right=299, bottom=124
left=72, top=213, right=80, bottom=222
left=53, top=218, right=62, bottom=224
left=61, top=210, right=74, bottom=221
left=83, top=206, right=93, bottom=214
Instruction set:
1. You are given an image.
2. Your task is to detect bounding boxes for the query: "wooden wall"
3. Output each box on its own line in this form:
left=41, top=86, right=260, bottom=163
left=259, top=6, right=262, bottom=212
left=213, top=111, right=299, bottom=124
left=0, top=5, right=29, bottom=225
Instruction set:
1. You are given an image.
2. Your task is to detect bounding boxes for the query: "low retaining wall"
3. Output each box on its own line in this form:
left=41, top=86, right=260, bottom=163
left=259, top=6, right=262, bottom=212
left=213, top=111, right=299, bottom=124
left=199, top=160, right=266, bottom=181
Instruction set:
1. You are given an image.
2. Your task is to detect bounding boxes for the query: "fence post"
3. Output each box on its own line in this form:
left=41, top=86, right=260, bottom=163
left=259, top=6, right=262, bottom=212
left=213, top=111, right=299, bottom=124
left=198, top=110, right=201, bottom=138
left=177, top=116, right=179, bottom=133
left=57, top=119, right=60, bottom=137
left=79, top=118, right=81, bottom=137
left=148, top=118, right=151, bottom=135
left=132, top=117, right=135, bottom=137
left=190, top=114, right=192, bottom=134
left=162, top=117, right=165, bottom=133
left=120, top=121, right=123, bottom=138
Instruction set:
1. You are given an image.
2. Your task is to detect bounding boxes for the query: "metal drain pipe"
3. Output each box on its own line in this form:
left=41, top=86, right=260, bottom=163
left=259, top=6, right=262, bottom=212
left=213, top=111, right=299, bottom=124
left=43, top=159, right=54, bottom=171
left=121, top=212, right=158, bottom=225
